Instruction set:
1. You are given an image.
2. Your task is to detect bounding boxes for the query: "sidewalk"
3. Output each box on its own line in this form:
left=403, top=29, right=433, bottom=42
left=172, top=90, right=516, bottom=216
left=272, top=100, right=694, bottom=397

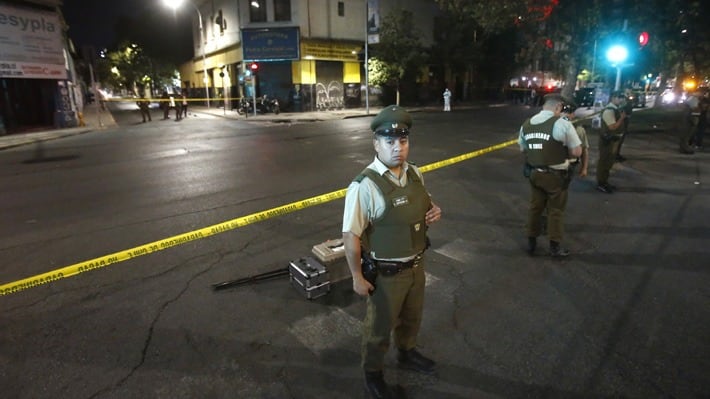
left=0, top=101, right=118, bottom=151
left=187, top=103, right=388, bottom=123
left=0, top=101, right=389, bottom=151
left=0, top=100, right=601, bottom=151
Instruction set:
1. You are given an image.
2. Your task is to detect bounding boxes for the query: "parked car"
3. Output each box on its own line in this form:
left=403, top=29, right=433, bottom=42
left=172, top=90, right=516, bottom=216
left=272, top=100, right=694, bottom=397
left=574, top=88, right=595, bottom=107
left=627, top=91, right=646, bottom=108
left=660, top=89, right=687, bottom=105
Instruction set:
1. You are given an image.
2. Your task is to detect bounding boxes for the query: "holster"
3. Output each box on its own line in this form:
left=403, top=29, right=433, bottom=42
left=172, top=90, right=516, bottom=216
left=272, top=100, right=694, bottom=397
left=523, top=163, right=532, bottom=178
left=561, top=167, right=573, bottom=189
left=360, top=249, right=378, bottom=289
left=602, top=133, right=622, bottom=143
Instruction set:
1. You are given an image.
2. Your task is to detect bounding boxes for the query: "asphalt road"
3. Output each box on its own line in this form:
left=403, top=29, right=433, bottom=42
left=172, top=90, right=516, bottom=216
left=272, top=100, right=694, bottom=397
left=0, top=103, right=708, bottom=398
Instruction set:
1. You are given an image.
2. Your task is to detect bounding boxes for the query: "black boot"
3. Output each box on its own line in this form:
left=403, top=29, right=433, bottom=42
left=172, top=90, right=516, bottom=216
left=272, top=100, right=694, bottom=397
left=527, top=237, right=537, bottom=256
left=550, top=241, right=570, bottom=258
left=365, top=371, right=392, bottom=399
left=397, top=348, right=436, bottom=374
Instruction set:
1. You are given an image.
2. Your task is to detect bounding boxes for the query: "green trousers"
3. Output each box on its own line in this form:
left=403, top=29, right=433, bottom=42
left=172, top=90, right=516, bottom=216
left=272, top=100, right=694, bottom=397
left=362, top=262, right=426, bottom=372
left=679, top=116, right=698, bottom=152
left=527, top=170, right=568, bottom=243
left=596, top=135, right=618, bottom=185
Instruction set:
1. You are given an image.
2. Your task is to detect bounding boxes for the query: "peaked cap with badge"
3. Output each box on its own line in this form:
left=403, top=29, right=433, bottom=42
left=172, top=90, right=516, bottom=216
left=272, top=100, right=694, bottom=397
left=370, top=105, right=413, bottom=137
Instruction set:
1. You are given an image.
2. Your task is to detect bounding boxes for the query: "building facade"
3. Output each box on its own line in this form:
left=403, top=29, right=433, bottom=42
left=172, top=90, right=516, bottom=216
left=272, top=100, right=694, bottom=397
left=0, top=0, right=80, bottom=134
left=177, top=0, right=437, bottom=111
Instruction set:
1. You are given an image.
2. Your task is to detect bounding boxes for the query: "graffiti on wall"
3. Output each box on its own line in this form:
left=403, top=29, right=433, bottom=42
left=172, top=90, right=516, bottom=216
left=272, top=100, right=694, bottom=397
left=315, top=81, right=343, bottom=111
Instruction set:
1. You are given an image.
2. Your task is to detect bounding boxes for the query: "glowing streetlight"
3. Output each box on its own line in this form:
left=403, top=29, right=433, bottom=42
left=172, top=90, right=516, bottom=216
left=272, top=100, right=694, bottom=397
left=163, top=0, right=210, bottom=108
left=606, top=44, right=628, bottom=91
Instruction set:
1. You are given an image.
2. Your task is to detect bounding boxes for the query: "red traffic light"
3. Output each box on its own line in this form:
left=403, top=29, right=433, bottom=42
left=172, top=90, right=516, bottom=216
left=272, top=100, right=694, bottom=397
left=638, top=31, right=649, bottom=47
left=250, top=62, right=258, bottom=71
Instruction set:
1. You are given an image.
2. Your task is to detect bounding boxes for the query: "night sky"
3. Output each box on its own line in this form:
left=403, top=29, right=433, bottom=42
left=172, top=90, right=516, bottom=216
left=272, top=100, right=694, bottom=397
left=62, top=0, right=193, bottom=61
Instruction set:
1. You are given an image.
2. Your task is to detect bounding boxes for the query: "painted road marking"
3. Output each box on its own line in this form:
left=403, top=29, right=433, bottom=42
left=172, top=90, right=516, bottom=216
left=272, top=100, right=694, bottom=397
left=0, top=139, right=517, bottom=296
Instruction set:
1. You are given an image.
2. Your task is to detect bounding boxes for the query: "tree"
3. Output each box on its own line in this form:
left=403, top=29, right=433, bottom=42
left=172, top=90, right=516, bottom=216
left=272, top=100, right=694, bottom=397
left=630, top=0, right=710, bottom=96
left=90, top=12, right=192, bottom=96
left=369, top=9, right=427, bottom=105
left=435, top=0, right=710, bottom=101
left=97, top=41, right=180, bottom=96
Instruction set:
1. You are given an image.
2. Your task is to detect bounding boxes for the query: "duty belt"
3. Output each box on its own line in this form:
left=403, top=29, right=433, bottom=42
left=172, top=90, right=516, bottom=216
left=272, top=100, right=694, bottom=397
left=534, top=166, right=566, bottom=173
left=373, top=254, right=422, bottom=276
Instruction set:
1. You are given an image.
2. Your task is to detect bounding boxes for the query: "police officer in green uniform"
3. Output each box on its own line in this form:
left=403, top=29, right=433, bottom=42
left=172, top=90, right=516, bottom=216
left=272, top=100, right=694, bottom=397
left=595, top=91, right=627, bottom=193
left=342, top=105, right=442, bottom=399
left=519, top=94, right=582, bottom=257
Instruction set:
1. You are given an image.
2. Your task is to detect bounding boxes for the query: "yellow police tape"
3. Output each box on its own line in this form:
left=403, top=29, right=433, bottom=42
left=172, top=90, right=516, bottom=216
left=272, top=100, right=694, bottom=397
left=104, top=97, right=246, bottom=103
left=0, top=139, right=517, bottom=296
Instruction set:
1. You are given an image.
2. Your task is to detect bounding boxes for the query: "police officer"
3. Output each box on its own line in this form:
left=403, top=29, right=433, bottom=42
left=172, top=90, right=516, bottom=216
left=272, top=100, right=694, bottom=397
left=596, top=91, right=628, bottom=193
left=136, top=94, right=151, bottom=123
left=561, top=103, right=589, bottom=178
left=680, top=93, right=702, bottom=154
left=342, top=105, right=442, bottom=399
left=616, top=88, right=634, bottom=161
left=519, top=94, right=582, bottom=257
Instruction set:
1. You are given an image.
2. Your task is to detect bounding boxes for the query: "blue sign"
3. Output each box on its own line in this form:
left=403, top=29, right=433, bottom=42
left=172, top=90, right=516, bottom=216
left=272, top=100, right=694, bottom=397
left=242, top=27, right=300, bottom=61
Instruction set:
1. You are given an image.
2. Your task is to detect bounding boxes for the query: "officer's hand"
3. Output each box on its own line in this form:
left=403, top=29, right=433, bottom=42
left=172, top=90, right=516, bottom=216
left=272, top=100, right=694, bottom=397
left=425, top=203, right=442, bottom=225
left=353, top=275, right=374, bottom=297
left=579, top=167, right=588, bottom=177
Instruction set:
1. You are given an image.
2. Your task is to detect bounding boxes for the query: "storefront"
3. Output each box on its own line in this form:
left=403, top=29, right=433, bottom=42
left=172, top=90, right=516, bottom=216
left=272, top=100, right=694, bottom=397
left=0, top=3, right=77, bottom=134
left=180, top=27, right=365, bottom=113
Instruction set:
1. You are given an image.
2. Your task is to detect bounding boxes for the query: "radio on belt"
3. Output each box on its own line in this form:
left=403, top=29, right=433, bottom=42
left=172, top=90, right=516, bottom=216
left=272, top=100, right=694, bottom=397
left=288, top=256, right=330, bottom=299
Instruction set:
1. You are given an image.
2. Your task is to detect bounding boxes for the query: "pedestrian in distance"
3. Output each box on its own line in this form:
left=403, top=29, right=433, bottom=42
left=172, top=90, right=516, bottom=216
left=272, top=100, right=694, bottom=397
left=615, top=87, right=634, bottom=162
left=342, top=105, right=442, bottom=399
left=181, top=92, right=189, bottom=119
left=595, top=91, right=627, bottom=193
left=443, top=87, right=451, bottom=111
left=679, top=93, right=701, bottom=154
left=173, top=93, right=182, bottom=121
left=160, top=91, right=170, bottom=120
left=691, top=91, right=709, bottom=149
left=519, top=94, right=582, bottom=257
left=136, top=95, right=151, bottom=123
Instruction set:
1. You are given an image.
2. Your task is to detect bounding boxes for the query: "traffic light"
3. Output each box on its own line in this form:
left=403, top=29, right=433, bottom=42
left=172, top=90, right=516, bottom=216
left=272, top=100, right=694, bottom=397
left=250, top=62, right=259, bottom=74
left=638, top=31, right=649, bottom=47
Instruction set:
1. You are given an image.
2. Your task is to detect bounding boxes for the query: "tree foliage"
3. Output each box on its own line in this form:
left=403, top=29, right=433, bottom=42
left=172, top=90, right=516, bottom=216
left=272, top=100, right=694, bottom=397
left=369, top=9, right=427, bottom=104
left=435, top=0, right=710, bottom=96
left=92, top=12, right=192, bottom=95
left=97, top=41, right=179, bottom=95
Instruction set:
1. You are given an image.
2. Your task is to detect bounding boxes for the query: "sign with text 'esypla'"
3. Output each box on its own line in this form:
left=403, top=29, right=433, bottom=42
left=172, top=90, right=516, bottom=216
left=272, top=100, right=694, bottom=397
left=0, top=4, right=67, bottom=79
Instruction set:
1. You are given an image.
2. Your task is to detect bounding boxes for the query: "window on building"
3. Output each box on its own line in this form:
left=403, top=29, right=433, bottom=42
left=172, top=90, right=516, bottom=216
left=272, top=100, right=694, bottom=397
left=338, top=2, right=344, bottom=17
left=215, top=9, right=226, bottom=35
left=249, top=0, right=267, bottom=22
left=274, top=0, right=291, bottom=21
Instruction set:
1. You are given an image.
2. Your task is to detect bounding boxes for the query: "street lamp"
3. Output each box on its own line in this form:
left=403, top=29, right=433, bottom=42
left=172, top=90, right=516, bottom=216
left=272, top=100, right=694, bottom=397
left=163, top=0, right=210, bottom=108
left=606, top=44, right=628, bottom=91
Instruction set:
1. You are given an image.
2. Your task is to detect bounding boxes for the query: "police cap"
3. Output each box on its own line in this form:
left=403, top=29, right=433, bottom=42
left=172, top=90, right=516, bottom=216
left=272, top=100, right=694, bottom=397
left=543, top=93, right=565, bottom=105
left=560, top=95, right=577, bottom=113
left=370, top=105, right=412, bottom=137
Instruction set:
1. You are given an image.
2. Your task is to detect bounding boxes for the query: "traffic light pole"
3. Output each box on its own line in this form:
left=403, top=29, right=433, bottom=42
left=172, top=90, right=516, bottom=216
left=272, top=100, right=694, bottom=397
left=364, top=3, right=370, bottom=115
left=252, top=75, right=257, bottom=117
